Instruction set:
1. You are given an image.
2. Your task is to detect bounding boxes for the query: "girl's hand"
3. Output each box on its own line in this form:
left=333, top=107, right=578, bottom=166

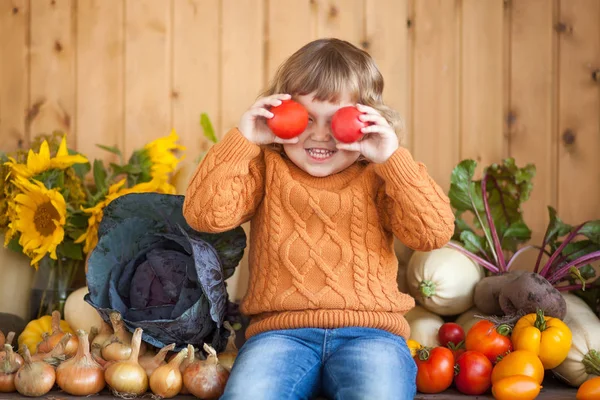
left=238, top=94, right=300, bottom=145
left=335, top=104, right=399, bottom=164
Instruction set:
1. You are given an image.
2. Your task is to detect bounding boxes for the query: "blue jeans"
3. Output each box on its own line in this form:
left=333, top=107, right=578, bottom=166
left=220, top=327, right=417, bottom=400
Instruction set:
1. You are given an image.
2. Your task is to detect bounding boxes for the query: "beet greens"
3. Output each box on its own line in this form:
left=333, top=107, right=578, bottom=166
left=447, top=158, right=535, bottom=273
left=447, top=158, right=600, bottom=289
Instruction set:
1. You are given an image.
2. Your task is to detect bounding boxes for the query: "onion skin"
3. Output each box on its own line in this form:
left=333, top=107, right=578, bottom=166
left=105, top=327, right=148, bottom=396
left=150, top=348, right=188, bottom=398
left=0, top=373, right=15, bottom=393
left=140, top=343, right=175, bottom=377
left=102, top=312, right=147, bottom=362
left=37, top=311, right=79, bottom=357
left=218, top=352, right=236, bottom=372
left=0, top=344, right=21, bottom=393
left=218, top=321, right=238, bottom=372
left=14, top=346, right=56, bottom=397
left=56, top=330, right=105, bottom=396
left=179, top=344, right=196, bottom=395
left=32, top=333, right=72, bottom=366
left=91, top=321, right=113, bottom=350
left=183, top=344, right=230, bottom=400
left=0, top=336, right=23, bottom=369
left=102, top=341, right=132, bottom=362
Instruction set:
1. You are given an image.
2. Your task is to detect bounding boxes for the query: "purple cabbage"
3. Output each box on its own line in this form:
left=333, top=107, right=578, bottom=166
left=85, top=193, right=246, bottom=352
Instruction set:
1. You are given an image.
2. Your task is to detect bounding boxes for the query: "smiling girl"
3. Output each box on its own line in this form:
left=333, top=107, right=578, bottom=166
left=183, top=38, right=454, bottom=400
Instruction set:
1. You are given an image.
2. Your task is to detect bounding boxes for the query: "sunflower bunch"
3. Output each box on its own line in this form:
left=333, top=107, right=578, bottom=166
left=0, top=130, right=186, bottom=267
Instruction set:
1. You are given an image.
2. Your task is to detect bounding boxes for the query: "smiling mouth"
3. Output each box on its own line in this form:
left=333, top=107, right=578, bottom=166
left=305, top=148, right=336, bottom=160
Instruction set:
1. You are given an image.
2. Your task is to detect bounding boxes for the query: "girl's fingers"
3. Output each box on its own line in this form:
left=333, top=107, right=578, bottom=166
left=250, top=108, right=274, bottom=119
left=336, top=142, right=362, bottom=152
left=253, top=93, right=291, bottom=109
left=359, top=113, right=389, bottom=126
left=356, top=103, right=381, bottom=115
left=360, top=125, right=394, bottom=135
left=273, top=136, right=300, bottom=144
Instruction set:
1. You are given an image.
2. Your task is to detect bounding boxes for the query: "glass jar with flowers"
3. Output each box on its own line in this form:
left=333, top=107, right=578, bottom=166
left=0, top=130, right=186, bottom=320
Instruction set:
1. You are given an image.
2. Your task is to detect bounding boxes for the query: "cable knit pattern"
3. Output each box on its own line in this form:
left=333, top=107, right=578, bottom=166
left=183, top=128, right=455, bottom=340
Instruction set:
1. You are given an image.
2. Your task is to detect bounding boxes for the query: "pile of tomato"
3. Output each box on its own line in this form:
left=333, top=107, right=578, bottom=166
left=408, top=310, right=575, bottom=400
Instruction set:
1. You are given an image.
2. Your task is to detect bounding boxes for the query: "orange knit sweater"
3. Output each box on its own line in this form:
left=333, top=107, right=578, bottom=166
left=183, top=128, right=455, bottom=340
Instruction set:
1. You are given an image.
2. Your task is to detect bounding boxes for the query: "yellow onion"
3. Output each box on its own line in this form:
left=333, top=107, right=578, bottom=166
left=150, top=347, right=188, bottom=398
left=179, top=344, right=196, bottom=394
left=14, top=346, right=56, bottom=397
left=218, top=321, right=238, bottom=372
left=0, top=344, right=21, bottom=392
left=0, top=333, right=23, bottom=369
left=37, top=310, right=79, bottom=357
left=32, top=332, right=73, bottom=367
left=56, top=329, right=105, bottom=395
left=105, top=327, right=148, bottom=396
left=183, top=343, right=230, bottom=399
left=140, top=343, right=176, bottom=377
left=102, top=312, right=147, bottom=361
left=91, top=320, right=113, bottom=350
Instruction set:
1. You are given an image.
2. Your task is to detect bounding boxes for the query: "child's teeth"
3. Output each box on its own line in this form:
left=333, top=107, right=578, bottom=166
left=308, top=149, right=334, bottom=158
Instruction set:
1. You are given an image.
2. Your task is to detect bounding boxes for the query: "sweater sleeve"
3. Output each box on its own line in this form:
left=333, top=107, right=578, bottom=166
left=183, top=128, right=265, bottom=233
left=374, top=147, right=455, bottom=251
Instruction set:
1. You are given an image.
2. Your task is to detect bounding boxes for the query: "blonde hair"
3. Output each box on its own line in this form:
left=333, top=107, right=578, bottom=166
left=262, top=38, right=404, bottom=157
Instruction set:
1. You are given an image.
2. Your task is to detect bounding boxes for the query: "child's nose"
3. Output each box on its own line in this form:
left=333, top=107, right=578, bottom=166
left=311, top=123, right=333, bottom=141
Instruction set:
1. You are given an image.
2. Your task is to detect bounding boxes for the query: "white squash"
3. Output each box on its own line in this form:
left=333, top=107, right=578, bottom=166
left=405, top=305, right=444, bottom=348
left=455, top=307, right=487, bottom=334
left=64, top=286, right=104, bottom=333
left=407, top=246, right=484, bottom=316
left=552, top=293, right=600, bottom=387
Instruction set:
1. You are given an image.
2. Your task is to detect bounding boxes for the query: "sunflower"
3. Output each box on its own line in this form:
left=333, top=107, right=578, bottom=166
left=2, top=199, right=18, bottom=246
left=11, top=177, right=67, bottom=266
left=76, top=178, right=165, bottom=253
left=143, top=130, right=186, bottom=182
left=4, top=136, right=88, bottom=179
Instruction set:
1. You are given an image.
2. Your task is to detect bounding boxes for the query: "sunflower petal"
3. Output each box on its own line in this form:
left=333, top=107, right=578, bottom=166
left=56, top=136, right=69, bottom=157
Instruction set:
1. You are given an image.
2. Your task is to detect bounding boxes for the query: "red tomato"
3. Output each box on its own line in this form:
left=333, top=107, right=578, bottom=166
left=465, top=320, right=513, bottom=364
left=414, top=347, right=455, bottom=394
left=438, top=322, right=465, bottom=347
left=454, top=351, right=493, bottom=395
left=266, top=100, right=309, bottom=139
left=330, top=106, right=368, bottom=143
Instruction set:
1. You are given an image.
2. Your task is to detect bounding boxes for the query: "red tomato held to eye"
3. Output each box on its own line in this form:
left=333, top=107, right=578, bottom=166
left=330, top=106, right=369, bottom=143
left=454, top=351, right=493, bottom=395
left=465, top=320, right=513, bottom=364
left=414, top=347, right=455, bottom=394
left=266, top=99, right=309, bottom=139
left=438, top=322, right=465, bottom=348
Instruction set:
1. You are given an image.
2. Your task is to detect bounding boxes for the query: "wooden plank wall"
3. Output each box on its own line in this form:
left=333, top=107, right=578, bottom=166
left=1, top=0, right=599, bottom=318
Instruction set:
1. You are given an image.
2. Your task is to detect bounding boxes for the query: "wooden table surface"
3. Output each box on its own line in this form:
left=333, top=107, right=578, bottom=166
left=1, top=376, right=577, bottom=399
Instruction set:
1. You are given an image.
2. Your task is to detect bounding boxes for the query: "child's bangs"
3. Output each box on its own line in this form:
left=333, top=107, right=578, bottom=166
left=285, top=61, right=361, bottom=104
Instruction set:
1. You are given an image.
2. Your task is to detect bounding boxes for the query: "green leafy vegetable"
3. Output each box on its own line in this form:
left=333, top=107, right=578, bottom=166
left=447, top=158, right=535, bottom=273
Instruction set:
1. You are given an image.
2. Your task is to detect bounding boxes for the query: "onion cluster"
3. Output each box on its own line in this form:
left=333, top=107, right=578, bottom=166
left=1, top=311, right=239, bottom=397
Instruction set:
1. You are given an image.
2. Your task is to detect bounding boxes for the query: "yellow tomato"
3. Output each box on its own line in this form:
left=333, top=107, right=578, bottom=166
left=18, top=315, right=74, bottom=354
left=407, top=339, right=422, bottom=357
left=492, top=375, right=542, bottom=400
left=491, top=350, right=545, bottom=385
left=512, top=309, right=572, bottom=369
left=577, top=376, right=600, bottom=400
